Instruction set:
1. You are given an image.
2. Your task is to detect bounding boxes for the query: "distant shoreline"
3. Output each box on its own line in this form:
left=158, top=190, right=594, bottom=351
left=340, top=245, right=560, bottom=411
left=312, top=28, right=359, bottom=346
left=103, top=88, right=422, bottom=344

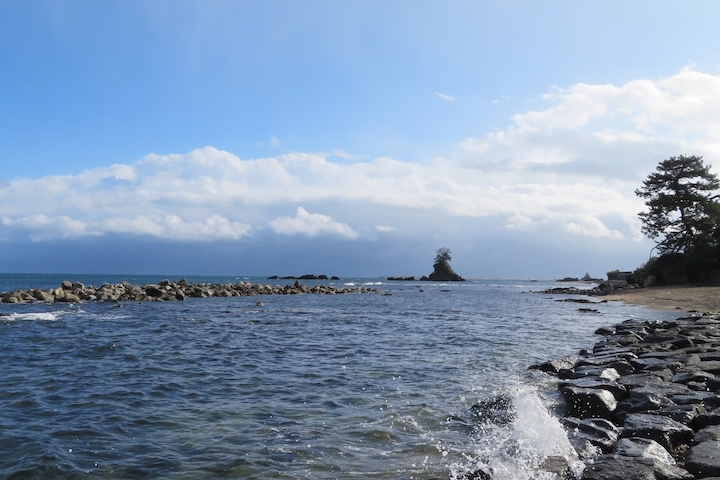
left=593, top=285, right=720, bottom=312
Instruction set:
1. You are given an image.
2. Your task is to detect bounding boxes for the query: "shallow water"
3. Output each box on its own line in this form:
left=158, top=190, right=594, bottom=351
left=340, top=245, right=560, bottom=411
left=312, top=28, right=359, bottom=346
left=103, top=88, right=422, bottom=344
left=0, top=276, right=680, bottom=479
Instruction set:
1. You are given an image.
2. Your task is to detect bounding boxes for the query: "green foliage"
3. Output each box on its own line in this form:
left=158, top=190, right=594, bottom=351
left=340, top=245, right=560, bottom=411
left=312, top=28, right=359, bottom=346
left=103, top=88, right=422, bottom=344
left=635, top=155, right=720, bottom=255
left=434, top=247, right=452, bottom=265
left=606, top=269, right=620, bottom=280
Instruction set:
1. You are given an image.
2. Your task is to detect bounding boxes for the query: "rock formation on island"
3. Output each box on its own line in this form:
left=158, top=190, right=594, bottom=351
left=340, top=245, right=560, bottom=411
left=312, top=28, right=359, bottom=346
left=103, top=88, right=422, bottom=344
left=422, top=247, right=466, bottom=282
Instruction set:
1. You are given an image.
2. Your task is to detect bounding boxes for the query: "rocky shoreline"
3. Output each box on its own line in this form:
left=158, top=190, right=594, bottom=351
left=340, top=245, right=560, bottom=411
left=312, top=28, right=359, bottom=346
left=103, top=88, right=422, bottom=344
left=0, top=279, right=379, bottom=304
left=531, top=312, right=720, bottom=479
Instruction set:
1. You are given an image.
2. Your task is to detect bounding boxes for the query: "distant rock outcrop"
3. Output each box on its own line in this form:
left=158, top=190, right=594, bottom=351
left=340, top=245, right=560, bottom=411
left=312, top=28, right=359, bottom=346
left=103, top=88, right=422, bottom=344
left=428, top=259, right=465, bottom=282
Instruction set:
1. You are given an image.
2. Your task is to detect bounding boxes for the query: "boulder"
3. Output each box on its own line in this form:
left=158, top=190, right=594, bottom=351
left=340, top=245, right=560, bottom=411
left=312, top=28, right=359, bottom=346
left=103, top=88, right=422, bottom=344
left=620, top=413, right=693, bottom=453
left=582, top=455, right=692, bottom=480
left=530, top=355, right=578, bottom=374
left=561, top=386, right=618, bottom=419
left=562, top=417, right=619, bottom=453
left=469, top=394, right=516, bottom=426
left=559, top=376, right=627, bottom=401
left=612, top=437, right=676, bottom=466
left=685, top=440, right=720, bottom=477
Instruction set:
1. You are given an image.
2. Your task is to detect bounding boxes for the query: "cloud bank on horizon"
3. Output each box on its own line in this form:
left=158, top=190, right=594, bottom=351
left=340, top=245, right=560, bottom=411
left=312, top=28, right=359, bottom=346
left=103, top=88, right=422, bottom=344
left=1, top=68, right=717, bottom=253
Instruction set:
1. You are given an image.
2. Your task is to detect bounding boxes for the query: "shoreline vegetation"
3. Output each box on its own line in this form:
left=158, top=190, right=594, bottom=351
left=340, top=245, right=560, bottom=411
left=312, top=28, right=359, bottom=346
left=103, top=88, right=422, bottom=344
left=0, top=278, right=379, bottom=304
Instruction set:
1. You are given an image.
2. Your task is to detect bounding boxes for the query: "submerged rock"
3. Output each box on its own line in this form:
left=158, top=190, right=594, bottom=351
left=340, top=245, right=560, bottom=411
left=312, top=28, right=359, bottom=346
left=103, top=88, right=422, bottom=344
left=469, top=394, right=516, bottom=426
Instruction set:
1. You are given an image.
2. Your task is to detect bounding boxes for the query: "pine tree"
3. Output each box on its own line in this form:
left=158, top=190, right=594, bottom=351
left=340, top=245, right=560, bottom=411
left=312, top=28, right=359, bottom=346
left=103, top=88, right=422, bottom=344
left=635, top=155, right=720, bottom=255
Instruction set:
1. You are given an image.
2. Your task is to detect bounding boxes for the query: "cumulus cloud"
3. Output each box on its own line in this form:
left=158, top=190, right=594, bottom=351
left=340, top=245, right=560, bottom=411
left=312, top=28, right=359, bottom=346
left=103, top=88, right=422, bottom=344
left=2, top=214, right=91, bottom=241
left=0, top=67, right=717, bottom=245
left=270, top=207, right=358, bottom=238
left=435, top=92, right=456, bottom=102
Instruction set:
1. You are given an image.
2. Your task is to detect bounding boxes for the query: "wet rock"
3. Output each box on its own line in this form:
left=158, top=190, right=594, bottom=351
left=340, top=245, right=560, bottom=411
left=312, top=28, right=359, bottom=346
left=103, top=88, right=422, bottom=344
left=612, top=437, right=676, bottom=465
left=685, top=440, right=720, bottom=477
left=614, top=391, right=676, bottom=420
left=562, top=417, right=619, bottom=453
left=694, top=425, right=720, bottom=444
left=582, top=455, right=693, bottom=480
left=655, top=404, right=707, bottom=426
left=530, top=355, right=578, bottom=374
left=568, top=366, right=621, bottom=381
left=539, top=455, right=573, bottom=479
left=561, top=386, right=618, bottom=419
left=469, top=394, right=516, bottom=426
left=559, top=376, right=627, bottom=401
left=620, top=413, right=693, bottom=453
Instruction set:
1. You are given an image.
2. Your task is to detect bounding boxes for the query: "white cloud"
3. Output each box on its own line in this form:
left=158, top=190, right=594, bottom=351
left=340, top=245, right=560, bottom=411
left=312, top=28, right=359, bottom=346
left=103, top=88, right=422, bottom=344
left=270, top=135, right=280, bottom=148
left=375, top=225, right=395, bottom=232
left=2, top=214, right=91, bottom=241
left=1, top=67, right=717, bottom=245
left=435, top=92, right=456, bottom=102
left=270, top=207, right=358, bottom=238
left=101, top=215, right=251, bottom=241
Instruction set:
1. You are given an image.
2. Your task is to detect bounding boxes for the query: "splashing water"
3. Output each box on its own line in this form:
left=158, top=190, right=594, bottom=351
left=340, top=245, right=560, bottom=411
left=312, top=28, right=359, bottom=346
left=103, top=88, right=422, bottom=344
left=451, top=386, right=584, bottom=480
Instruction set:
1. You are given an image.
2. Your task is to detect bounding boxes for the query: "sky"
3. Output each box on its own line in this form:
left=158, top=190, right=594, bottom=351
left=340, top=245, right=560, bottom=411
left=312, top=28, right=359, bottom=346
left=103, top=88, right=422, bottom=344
left=2, top=1, right=720, bottom=278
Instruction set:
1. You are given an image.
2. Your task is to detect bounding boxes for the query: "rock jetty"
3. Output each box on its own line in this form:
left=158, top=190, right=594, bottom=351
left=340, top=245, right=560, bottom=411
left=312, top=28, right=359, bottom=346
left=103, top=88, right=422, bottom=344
left=0, top=279, right=379, bottom=304
left=531, top=313, right=720, bottom=479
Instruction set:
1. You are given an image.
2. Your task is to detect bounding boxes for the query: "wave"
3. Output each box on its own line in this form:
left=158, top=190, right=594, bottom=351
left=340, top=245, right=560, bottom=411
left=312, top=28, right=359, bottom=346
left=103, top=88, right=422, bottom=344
left=2, top=312, right=59, bottom=321
left=449, top=385, right=582, bottom=480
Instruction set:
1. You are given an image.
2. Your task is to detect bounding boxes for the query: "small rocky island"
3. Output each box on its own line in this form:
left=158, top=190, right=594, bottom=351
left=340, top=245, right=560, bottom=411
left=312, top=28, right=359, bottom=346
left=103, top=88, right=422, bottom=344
left=421, top=247, right=466, bottom=282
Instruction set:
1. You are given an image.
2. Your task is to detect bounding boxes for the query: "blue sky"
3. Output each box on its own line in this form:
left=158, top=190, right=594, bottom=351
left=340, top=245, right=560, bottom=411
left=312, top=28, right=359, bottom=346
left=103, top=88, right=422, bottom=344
left=2, top=1, right=720, bottom=278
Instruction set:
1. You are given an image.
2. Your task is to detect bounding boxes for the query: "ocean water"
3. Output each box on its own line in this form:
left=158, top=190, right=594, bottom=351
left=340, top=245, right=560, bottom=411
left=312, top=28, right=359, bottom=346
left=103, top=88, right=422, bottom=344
left=0, top=274, right=681, bottom=479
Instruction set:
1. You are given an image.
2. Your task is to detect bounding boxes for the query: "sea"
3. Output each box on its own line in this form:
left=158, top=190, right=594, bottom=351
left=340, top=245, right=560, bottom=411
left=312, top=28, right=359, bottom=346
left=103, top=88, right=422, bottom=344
left=0, top=273, right=682, bottom=480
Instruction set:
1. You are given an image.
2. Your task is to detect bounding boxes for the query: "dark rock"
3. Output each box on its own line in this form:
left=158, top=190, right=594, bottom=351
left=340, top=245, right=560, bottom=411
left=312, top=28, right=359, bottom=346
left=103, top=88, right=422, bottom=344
left=317, top=275, right=328, bottom=280
left=331, top=276, right=340, bottom=280
left=670, top=370, right=715, bottom=383
left=469, top=394, right=516, bottom=426
left=559, top=376, right=627, bottom=401
left=614, top=391, right=676, bottom=420
left=298, top=274, right=317, bottom=280
left=562, top=417, right=619, bottom=452
left=582, top=455, right=693, bottom=480
left=709, top=378, right=720, bottom=392
left=655, top=404, right=707, bottom=426
left=631, top=357, right=684, bottom=373
left=558, top=298, right=597, bottom=303
left=144, top=285, right=164, bottom=298
left=579, top=308, right=601, bottom=313
left=620, top=413, right=693, bottom=453
left=530, top=355, right=578, bottom=374
left=694, top=425, right=720, bottom=444
left=576, top=356, right=635, bottom=375
left=596, top=326, right=615, bottom=335
left=612, top=437, right=676, bottom=466
left=539, top=455, right=573, bottom=479
left=456, top=468, right=491, bottom=480
left=561, top=386, right=618, bottom=419
left=671, top=391, right=720, bottom=408
left=685, top=440, right=720, bottom=477
left=427, top=259, right=465, bottom=282
left=695, top=410, right=720, bottom=430
left=569, top=366, right=621, bottom=381
left=267, top=275, right=279, bottom=279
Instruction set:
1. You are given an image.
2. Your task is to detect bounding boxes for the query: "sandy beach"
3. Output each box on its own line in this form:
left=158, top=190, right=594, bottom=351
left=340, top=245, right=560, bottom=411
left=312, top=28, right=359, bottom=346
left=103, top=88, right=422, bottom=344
left=596, top=284, right=720, bottom=312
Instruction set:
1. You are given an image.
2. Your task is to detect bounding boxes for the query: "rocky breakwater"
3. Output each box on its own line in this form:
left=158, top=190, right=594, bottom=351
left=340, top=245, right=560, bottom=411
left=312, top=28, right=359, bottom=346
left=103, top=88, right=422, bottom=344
left=0, top=279, right=379, bottom=304
left=532, top=313, right=720, bottom=479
